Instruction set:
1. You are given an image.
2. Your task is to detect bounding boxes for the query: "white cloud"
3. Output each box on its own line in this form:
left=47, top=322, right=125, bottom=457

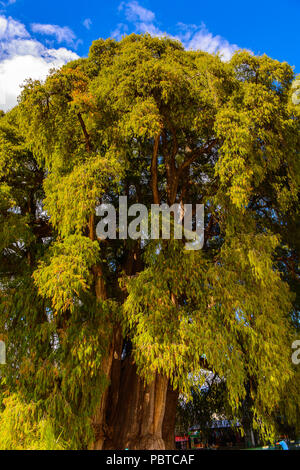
left=0, top=51, right=78, bottom=110
left=83, top=18, right=92, bottom=30
left=119, top=1, right=155, bottom=23
left=113, top=2, right=165, bottom=39
left=183, top=25, right=239, bottom=62
left=133, top=20, right=164, bottom=36
left=31, top=23, right=76, bottom=46
left=4, top=38, right=44, bottom=57
left=0, top=15, right=79, bottom=111
left=46, top=47, right=78, bottom=63
left=0, top=15, right=29, bottom=39
left=115, top=1, right=241, bottom=61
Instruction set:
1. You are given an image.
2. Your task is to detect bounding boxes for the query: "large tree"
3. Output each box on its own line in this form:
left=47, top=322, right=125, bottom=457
left=0, top=34, right=299, bottom=449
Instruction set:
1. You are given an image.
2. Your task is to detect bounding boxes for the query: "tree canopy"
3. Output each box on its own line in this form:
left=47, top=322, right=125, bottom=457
left=0, top=34, right=299, bottom=449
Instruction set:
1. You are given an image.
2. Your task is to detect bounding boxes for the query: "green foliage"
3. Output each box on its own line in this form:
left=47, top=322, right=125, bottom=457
left=44, top=157, right=122, bottom=237
left=0, top=393, right=67, bottom=450
left=0, top=35, right=299, bottom=447
left=33, top=235, right=100, bottom=313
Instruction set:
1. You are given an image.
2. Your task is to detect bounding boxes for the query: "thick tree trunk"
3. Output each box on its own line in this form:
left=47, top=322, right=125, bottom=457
left=91, top=325, right=123, bottom=450
left=162, top=383, right=179, bottom=450
left=112, top=359, right=167, bottom=449
left=243, top=424, right=256, bottom=448
left=241, top=403, right=256, bottom=448
left=92, top=353, right=177, bottom=450
left=90, top=223, right=177, bottom=449
left=241, top=379, right=256, bottom=448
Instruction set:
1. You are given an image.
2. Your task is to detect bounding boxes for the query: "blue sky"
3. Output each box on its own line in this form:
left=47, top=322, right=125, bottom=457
left=0, top=0, right=299, bottom=110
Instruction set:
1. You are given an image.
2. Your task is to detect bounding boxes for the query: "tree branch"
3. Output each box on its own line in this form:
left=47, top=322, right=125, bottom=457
left=151, top=134, right=161, bottom=204
left=77, top=112, right=93, bottom=153
left=178, top=139, right=217, bottom=176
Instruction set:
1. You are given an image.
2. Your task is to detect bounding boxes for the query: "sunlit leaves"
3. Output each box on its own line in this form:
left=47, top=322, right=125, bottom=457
left=33, top=235, right=100, bottom=313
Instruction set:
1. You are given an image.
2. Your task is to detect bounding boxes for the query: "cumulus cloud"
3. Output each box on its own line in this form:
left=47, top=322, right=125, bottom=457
left=31, top=23, right=77, bottom=46
left=114, top=1, right=240, bottom=61
left=0, top=15, right=29, bottom=39
left=0, top=15, right=79, bottom=111
left=0, top=51, right=78, bottom=110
